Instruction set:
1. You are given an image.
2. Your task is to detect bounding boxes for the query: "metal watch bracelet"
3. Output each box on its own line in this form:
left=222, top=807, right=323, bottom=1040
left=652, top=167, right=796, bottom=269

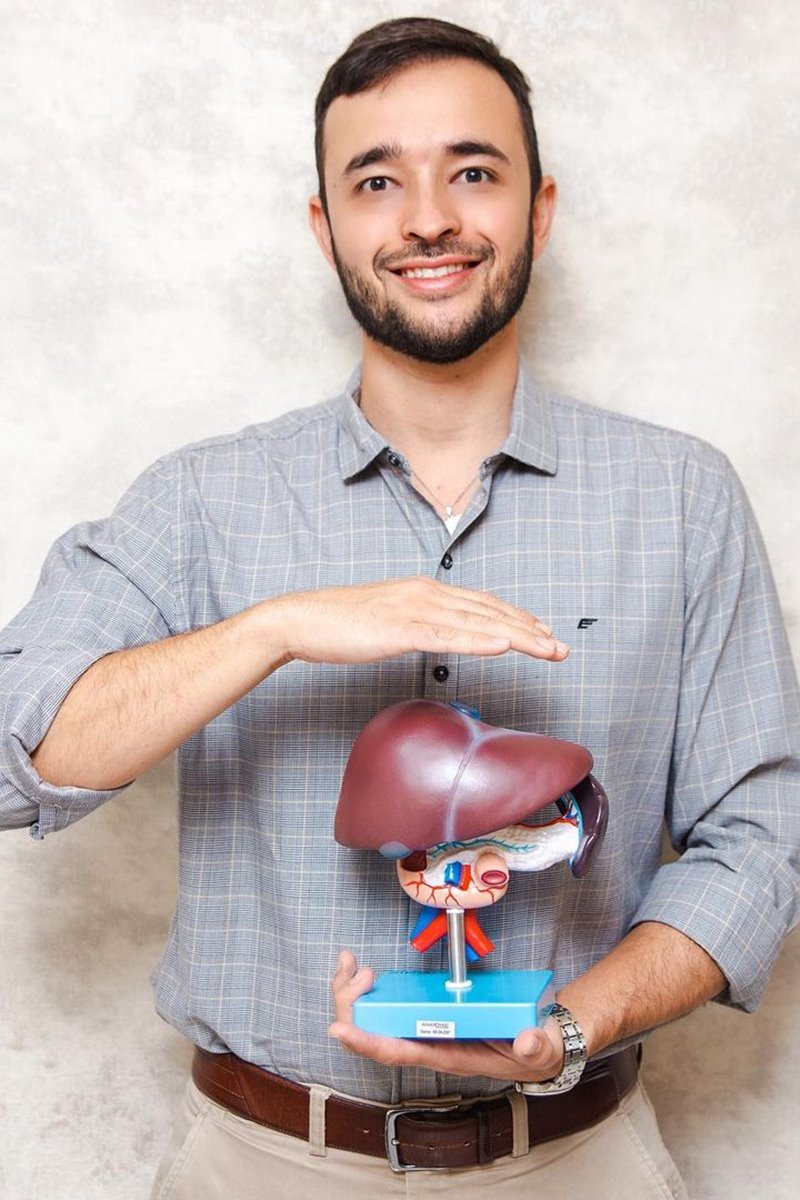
left=515, top=1002, right=588, bottom=1095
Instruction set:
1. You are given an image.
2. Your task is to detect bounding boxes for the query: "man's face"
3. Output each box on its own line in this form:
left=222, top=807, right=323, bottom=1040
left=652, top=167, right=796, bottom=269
left=311, top=59, right=538, bottom=365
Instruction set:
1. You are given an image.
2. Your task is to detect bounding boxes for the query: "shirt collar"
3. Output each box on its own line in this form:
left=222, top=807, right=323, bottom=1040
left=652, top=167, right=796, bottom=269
left=335, top=362, right=558, bottom=481
left=500, top=364, right=559, bottom=475
left=335, top=369, right=390, bottom=481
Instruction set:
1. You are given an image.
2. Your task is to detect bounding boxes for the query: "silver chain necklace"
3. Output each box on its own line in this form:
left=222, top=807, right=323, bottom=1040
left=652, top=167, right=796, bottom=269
left=407, top=465, right=479, bottom=519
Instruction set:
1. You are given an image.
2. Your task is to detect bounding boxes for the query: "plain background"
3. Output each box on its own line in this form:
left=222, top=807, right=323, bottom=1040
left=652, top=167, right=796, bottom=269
left=1, top=2, right=798, bottom=1196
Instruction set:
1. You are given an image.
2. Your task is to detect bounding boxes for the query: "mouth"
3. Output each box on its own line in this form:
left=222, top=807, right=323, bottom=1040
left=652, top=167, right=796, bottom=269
left=396, top=262, right=477, bottom=280
left=385, top=255, right=483, bottom=294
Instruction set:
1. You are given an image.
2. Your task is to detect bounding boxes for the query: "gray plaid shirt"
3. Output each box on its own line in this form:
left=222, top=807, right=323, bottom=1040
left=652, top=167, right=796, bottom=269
left=1, top=368, right=798, bottom=1102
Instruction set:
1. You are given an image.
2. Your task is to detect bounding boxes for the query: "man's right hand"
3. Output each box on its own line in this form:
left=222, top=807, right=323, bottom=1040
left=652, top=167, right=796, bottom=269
left=266, top=577, right=569, bottom=665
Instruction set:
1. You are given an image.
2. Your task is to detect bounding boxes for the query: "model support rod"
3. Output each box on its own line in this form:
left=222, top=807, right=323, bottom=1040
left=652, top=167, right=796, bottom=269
left=445, top=908, right=472, bottom=990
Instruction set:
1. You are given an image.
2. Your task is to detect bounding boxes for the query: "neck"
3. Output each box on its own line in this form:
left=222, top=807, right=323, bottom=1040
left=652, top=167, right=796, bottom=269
left=358, top=323, right=520, bottom=468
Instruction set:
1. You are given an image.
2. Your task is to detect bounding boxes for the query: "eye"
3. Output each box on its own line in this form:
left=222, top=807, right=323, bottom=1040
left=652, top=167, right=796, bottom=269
left=358, top=176, right=391, bottom=193
left=459, top=167, right=493, bottom=184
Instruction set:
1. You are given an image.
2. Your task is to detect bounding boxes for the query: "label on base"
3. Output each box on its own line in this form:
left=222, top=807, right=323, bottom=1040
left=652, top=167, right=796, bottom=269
left=416, top=1019, right=456, bottom=1038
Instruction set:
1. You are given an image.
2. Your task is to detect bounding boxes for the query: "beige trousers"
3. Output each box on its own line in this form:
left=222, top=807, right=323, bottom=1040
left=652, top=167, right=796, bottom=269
left=150, top=1077, right=688, bottom=1199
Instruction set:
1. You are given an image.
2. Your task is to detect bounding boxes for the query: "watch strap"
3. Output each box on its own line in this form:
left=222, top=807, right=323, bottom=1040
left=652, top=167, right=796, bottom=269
left=515, top=1002, right=588, bottom=1095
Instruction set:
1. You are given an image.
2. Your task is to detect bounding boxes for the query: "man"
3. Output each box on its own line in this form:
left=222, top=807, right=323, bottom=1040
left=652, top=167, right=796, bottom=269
left=1, top=16, right=797, bottom=1198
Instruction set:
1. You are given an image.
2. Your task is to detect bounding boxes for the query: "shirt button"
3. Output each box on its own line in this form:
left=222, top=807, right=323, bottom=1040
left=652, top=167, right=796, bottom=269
left=387, top=452, right=402, bottom=467
left=432, top=665, right=450, bottom=683
left=440, top=552, right=453, bottom=570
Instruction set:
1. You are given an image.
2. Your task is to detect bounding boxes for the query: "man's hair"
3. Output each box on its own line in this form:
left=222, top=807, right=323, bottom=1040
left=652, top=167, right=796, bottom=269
left=314, top=17, right=542, bottom=214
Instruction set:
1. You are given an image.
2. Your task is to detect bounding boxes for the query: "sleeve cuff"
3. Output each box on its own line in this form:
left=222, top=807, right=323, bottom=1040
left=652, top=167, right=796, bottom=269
left=631, top=855, right=796, bottom=1012
left=1, top=644, right=131, bottom=837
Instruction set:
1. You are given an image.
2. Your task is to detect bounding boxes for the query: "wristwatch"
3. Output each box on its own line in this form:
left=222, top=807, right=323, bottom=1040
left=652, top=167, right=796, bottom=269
left=515, top=1002, right=588, bottom=1095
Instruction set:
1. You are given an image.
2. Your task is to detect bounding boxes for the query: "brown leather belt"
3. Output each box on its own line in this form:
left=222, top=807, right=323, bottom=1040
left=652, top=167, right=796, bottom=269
left=192, top=1044, right=639, bottom=1172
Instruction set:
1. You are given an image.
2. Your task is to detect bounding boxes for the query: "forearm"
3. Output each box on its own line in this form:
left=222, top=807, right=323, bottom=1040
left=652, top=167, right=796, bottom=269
left=558, top=920, right=726, bottom=1058
left=31, top=601, right=290, bottom=790
left=29, top=577, right=565, bottom=791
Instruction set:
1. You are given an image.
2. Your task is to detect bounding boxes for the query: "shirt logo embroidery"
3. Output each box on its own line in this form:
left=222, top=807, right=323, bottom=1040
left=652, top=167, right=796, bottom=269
left=577, top=617, right=598, bottom=630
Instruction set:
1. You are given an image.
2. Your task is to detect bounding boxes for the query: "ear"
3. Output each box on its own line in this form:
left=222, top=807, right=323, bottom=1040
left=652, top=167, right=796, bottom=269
left=531, top=175, right=558, bottom=262
left=308, top=196, right=337, bottom=270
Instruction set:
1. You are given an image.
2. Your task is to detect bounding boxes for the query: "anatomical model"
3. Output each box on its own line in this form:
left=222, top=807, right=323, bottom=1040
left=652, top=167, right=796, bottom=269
left=335, top=699, right=608, bottom=1034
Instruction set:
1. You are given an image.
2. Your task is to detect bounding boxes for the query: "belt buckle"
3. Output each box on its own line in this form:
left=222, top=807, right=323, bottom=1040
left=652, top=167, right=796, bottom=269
left=384, top=1101, right=464, bottom=1173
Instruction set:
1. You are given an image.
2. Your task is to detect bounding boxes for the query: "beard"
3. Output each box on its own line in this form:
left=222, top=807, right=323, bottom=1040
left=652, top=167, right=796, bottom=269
left=330, top=228, right=533, bottom=365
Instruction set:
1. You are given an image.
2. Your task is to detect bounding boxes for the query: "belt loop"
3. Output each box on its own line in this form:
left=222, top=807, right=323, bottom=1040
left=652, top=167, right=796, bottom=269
left=506, top=1089, right=530, bottom=1158
left=308, top=1085, right=332, bottom=1157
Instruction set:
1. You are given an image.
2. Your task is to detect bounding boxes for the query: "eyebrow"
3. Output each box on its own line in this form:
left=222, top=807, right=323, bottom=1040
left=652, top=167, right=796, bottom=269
left=343, top=142, right=403, bottom=176
left=342, top=139, right=511, bottom=178
left=446, top=140, right=510, bottom=165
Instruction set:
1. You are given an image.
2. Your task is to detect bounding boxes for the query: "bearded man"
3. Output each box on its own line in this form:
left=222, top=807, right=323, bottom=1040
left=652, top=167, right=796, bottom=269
left=1, top=17, right=797, bottom=1200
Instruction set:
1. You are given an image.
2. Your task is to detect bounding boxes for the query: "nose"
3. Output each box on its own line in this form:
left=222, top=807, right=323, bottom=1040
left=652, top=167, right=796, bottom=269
left=401, top=181, right=461, bottom=244
left=474, top=851, right=509, bottom=890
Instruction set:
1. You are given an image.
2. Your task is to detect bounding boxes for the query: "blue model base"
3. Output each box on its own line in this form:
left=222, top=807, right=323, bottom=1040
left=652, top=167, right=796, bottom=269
left=353, top=969, right=555, bottom=1039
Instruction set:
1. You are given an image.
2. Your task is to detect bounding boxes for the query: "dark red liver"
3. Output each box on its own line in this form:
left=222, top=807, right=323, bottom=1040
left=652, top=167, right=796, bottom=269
left=335, top=700, right=599, bottom=861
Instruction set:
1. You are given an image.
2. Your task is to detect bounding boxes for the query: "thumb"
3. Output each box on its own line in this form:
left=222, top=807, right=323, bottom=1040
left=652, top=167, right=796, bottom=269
left=513, top=1022, right=563, bottom=1072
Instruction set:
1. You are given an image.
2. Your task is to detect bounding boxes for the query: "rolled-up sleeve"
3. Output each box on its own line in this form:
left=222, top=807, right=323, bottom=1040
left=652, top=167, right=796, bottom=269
left=0, top=455, right=180, bottom=837
left=633, top=453, right=800, bottom=1011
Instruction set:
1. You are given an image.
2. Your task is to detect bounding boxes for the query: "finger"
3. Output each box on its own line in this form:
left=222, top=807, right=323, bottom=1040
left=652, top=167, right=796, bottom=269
left=468, top=609, right=566, bottom=651
left=421, top=623, right=513, bottom=655
left=329, top=1021, right=485, bottom=1073
left=422, top=590, right=569, bottom=658
left=513, top=1026, right=551, bottom=1064
left=332, top=949, right=357, bottom=987
left=429, top=585, right=554, bottom=633
left=452, top=608, right=569, bottom=659
left=331, top=951, right=375, bottom=1022
left=429, top=582, right=556, bottom=633
left=446, top=604, right=552, bottom=640
left=329, top=1021, right=423, bottom=1065
left=415, top=620, right=568, bottom=661
left=330, top=1026, right=536, bottom=1081
left=509, top=628, right=570, bottom=661
left=513, top=1022, right=564, bottom=1078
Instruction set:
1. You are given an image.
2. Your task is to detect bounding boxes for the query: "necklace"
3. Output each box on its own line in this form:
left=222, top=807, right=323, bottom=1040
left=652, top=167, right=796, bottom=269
left=407, top=465, right=480, bottom=519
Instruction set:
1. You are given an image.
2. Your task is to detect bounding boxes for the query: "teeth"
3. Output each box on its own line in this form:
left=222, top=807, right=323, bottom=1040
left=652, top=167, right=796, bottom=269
left=400, top=263, right=469, bottom=279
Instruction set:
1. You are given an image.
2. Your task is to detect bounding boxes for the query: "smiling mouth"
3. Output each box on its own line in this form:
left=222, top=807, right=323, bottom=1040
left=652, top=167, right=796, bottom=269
left=397, top=263, right=476, bottom=279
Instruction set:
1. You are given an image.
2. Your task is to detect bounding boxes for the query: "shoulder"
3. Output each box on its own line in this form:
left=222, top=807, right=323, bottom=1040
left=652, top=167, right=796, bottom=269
left=165, top=395, right=344, bottom=470
left=127, top=396, right=344, bottom=495
left=538, top=388, right=759, bottom=566
left=113, top=394, right=348, bottom=517
left=544, top=387, right=735, bottom=484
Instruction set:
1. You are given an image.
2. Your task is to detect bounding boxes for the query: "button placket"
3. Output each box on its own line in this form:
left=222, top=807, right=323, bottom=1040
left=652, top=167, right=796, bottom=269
left=429, top=530, right=466, bottom=695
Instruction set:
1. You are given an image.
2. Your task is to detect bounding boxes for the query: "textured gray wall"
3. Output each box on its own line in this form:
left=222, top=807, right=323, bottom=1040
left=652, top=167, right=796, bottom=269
left=1, top=2, right=798, bottom=1196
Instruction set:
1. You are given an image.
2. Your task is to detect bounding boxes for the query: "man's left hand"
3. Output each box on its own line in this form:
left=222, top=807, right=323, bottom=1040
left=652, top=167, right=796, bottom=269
left=329, top=950, right=565, bottom=1083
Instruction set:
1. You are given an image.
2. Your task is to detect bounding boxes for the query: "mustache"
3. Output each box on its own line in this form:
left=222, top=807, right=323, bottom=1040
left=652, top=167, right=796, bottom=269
left=375, top=241, right=494, bottom=271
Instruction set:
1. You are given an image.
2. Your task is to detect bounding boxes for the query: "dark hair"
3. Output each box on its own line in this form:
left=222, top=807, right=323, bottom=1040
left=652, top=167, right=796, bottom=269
left=314, top=17, right=542, bottom=213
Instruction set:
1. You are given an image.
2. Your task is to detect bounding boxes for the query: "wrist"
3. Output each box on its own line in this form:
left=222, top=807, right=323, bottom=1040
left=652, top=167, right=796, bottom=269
left=516, top=1003, right=588, bottom=1095
left=554, top=983, right=607, bottom=1060
left=250, top=596, right=297, bottom=668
